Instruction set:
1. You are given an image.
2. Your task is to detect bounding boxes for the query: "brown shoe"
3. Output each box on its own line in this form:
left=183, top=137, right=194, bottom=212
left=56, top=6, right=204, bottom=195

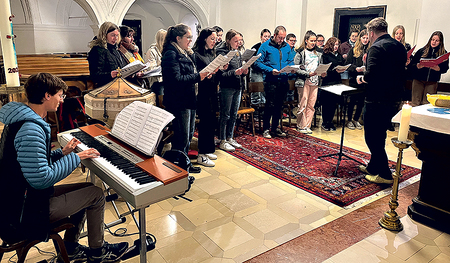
left=358, top=165, right=376, bottom=175
left=365, top=174, right=393, bottom=184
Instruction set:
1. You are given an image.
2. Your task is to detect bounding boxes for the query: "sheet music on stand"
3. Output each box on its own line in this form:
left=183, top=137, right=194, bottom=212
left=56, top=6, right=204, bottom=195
left=110, top=101, right=174, bottom=156
left=318, top=84, right=364, bottom=176
left=320, top=84, right=357, bottom=96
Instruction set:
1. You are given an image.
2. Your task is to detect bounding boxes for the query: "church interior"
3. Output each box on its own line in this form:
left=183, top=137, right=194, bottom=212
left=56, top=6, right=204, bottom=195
left=1, top=0, right=450, bottom=262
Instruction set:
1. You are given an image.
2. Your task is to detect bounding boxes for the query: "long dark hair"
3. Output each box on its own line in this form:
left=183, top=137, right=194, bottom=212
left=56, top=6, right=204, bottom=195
left=162, top=23, right=190, bottom=54
left=193, top=27, right=216, bottom=53
left=422, top=31, right=446, bottom=58
left=323, top=37, right=340, bottom=54
left=297, top=30, right=316, bottom=53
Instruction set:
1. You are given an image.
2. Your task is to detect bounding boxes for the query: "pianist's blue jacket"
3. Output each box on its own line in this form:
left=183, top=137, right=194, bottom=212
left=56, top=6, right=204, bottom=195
left=0, top=102, right=80, bottom=189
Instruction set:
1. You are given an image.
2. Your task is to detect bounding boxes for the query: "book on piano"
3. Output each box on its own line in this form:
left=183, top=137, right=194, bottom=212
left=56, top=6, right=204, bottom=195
left=110, top=101, right=174, bottom=156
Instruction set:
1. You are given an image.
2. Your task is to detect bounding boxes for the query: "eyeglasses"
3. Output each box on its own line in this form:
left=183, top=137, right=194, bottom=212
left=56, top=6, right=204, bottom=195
left=59, top=94, right=66, bottom=100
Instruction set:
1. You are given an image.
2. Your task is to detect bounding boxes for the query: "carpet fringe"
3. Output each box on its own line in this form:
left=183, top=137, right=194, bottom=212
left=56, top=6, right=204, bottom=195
left=343, top=173, right=422, bottom=210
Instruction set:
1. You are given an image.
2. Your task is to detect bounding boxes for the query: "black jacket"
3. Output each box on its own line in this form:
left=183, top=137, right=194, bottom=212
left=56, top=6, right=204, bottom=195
left=161, top=44, right=200, bottom=111
left=346, top=44, right=368, bottom=87
left=88, top=43, right=127, bottom=87
left=408, top=46, right=449, bottom=82
left=364, top=34, right=407, bottom=103
left=215, top=41, right=244, bottom=89
left=322, top=52, right=345, bottom=86
left=194, top=48, right=219, bottom=100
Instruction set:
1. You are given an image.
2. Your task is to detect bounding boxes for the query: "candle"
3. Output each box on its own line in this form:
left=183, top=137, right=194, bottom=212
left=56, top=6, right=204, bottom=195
left=0, top=0, right=20, bottom=87
left=398, top=103, right=412, bottom=142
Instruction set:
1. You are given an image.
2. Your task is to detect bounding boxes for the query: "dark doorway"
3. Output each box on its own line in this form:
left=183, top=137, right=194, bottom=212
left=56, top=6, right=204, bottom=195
left=333, top=6, right=386, bottom=43
left=122, top=19, right=143, bottom=56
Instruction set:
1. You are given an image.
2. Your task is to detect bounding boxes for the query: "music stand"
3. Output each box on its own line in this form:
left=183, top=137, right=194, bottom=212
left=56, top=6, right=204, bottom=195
left=318, top=84, right=365, bottom=176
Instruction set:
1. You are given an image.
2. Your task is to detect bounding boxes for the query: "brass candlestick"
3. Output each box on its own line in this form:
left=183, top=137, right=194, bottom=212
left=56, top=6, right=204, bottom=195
left=379, top=137, right=413, bottom=231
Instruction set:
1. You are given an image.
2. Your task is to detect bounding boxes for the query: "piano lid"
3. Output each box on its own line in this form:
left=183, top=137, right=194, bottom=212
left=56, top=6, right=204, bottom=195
left=88, top=77, right=151, bottom=98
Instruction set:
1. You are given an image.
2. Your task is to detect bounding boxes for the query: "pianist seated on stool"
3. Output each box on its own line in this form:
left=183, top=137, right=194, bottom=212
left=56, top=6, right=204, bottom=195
left=0, top=73, right=129, bottom=263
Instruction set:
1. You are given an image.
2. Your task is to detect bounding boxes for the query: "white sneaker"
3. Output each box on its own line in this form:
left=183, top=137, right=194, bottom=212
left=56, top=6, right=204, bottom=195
left=297, top=128, right=309, bottom=134
left=214, top=137, right=221, bottom=145
left=306, top=127, right=313, bottom=134
left=263, top=130, right=272, bottom=139
left=197, top=154, right=215, bottom=167
left=205, top=153, right=217, bottom=160
left=227, top=138, right=242, bottom=149
left=219, top=140, right=235, bottom=152
left=353, top=121, right=363, bottom=130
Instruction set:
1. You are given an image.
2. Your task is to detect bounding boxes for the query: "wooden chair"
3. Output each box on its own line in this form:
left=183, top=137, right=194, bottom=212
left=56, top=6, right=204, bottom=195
left=282, top=80, right=298, bottom=129
left=235, top=89, right=256, bottom=136
left=0, top=219, right=74, bottom=263
left=248, top=82, right=265, bottom=133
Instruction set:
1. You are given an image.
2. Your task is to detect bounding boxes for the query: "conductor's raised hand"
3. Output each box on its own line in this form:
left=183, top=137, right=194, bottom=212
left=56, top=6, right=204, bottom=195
left=77, top=148, right=100, bottom=160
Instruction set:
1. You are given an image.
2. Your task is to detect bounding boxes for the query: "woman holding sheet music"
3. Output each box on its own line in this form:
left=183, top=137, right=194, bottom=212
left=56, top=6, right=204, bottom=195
left=193, top=28, right=220, bottom=167
left=161, top=23, right=209, bottom=173
left=345, top=29, right=369, bottom=130
left=409, top=31, right=449, bottom=106
left=216, top=29, right=248, bottom=152
left=294, top=30, right=326, bottom=134
left=88, top=22, right=127, bottom=87
left=320, top=37, right=346, bottom=131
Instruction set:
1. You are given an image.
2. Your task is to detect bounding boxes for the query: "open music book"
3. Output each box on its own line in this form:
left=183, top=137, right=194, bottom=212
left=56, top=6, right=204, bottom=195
left=110, top=101, right=174, bottom=156
left=120, top=60, right=150, bottom=78
left=419, top=52, right=450, bottom=68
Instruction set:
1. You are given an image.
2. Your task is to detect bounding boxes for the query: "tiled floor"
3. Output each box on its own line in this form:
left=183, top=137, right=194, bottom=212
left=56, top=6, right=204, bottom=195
left=1, top=120, right=448, bottom=263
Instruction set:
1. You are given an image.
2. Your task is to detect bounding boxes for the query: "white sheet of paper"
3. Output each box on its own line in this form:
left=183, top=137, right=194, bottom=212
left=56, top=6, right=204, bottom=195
left=314, top=63, right=332, bottom=75
left=200, top=54, right=228, bottom=74
left=333, top=64, right=352, bottom=71
left=239, top=53, right=262, bottom=71
left=279, top=65, right=300, bottom=73
left=319, top=84, right=356, bottom=96
left=240, top=48, right=256, bottom=61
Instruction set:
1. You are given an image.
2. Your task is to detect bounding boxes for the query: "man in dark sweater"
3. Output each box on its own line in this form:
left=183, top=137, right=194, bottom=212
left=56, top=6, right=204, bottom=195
left=357, top=17, right=407, bottom=184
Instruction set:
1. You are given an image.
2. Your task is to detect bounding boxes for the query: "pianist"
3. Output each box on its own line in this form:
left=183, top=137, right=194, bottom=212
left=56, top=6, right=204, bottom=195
left=0, top=73, right=128, bottom=263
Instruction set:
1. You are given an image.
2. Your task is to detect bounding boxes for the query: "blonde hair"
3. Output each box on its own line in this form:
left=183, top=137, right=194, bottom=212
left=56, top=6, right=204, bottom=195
left=89, top=22, right=120, bottom=49
left=353, top=29, right=368, bottom=58
left=392, top=25, right=406, bottom=46
left=155, top=29, right=167, bottom=53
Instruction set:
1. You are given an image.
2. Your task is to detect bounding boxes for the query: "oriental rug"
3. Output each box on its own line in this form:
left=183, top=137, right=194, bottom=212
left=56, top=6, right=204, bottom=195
left=228, top=128, right=421, bottom=208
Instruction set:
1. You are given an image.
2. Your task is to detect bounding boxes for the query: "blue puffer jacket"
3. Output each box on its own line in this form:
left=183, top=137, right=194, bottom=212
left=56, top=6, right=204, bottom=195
left=254, top=37, right=295, bottom=82
left=0, top=102, right=80, bottom=189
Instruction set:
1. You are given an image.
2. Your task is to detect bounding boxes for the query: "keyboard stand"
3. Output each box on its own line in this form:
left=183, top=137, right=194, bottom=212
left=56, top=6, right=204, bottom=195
left=82, top=171, right=151, bottom=263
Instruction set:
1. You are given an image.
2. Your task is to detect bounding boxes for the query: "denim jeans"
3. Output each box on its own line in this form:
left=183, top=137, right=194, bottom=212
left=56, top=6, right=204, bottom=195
left=171, top=109, right=196, bottom=155
left=219, top=87, right=241, bottom=140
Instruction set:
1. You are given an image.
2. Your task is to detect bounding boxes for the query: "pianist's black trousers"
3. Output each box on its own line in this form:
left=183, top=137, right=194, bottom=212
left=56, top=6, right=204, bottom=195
left=363, top=101, right=400, bottom=180
left=49, top=182, right=105, bottom=249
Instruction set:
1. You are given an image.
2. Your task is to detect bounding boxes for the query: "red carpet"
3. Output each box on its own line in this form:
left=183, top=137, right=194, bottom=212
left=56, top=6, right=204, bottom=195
left=229, top=128, right=421, bottom=207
